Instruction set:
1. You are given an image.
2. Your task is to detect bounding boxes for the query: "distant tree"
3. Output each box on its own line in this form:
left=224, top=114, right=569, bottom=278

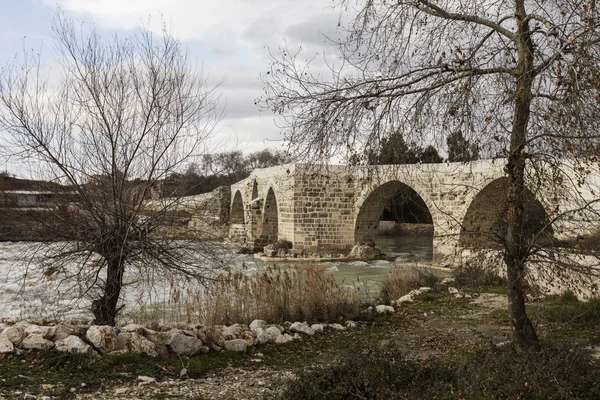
left=0, top=15, right=221, bottom=325
left=419, top=145, right=444, bottom=164
left=371, top=131, right=441, bottom=164
left=246, top=148, right=291, bottom=170
left=447, top=131, right=479, bottom=162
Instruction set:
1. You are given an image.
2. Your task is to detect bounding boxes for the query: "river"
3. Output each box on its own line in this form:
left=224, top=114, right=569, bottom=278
left=0, top=236, right=433, bottom=321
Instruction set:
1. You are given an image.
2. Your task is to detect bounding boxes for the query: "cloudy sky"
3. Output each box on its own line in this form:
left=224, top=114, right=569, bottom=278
left=0, top=0, right=345, bottom=172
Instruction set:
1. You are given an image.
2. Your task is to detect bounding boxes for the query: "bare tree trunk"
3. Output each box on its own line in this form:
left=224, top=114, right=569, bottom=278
left=92, top=257, right=125, bottom=326
left=504, top=0, right=540, bottom=351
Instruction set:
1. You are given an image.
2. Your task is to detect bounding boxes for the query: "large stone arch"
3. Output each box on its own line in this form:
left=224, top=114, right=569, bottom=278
left=230, top=190, right=245, bottom=224
left=260, top=187, right=279, bottom=244
left=354, top=180, right=434, bottom=245
left=459, top=177, right=553, bottom=248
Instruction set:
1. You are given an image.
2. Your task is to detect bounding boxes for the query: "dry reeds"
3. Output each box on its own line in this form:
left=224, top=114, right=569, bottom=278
left=122, top=264, right=366, bottom=326
left=379, top=265, right=432, bottom=304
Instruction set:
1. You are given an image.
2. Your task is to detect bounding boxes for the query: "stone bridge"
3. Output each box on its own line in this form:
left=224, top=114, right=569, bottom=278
left=227, top=160, right=600, bottom=260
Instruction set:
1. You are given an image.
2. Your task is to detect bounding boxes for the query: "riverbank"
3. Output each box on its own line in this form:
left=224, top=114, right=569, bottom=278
left=3, top=279, right=600, bottom=399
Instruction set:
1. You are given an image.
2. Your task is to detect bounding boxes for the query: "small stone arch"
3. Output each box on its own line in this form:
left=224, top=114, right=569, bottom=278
left=230, top=190, right=245, bottom=224
left=354, top=180, right=434, bottom=245
left=459, top=177, right=553, bottom=248
left=261, top=187, right=279, bottom=244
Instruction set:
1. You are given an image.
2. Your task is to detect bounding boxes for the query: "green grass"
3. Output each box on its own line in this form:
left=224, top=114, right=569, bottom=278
left=0, top=349, right=249, bottom=395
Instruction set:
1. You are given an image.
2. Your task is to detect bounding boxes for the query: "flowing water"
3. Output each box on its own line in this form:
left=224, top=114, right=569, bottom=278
left=0, top=236, right=433, bottom=321
left=234, top=235, right=434, bottom=290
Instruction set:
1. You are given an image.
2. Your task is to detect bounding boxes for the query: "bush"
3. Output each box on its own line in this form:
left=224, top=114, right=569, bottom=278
left=534, top=291, right=600, bottom=326
left=453, top=263, right=506, bottom=289
left=282, top=344, right=600, bottom=399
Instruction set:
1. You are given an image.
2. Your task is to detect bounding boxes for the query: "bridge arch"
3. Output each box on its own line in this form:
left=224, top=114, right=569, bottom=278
left=459, top=177, right=553, bottom=248
left=261, top=186, right=279, bottom=244
left=354, top=180, right=434, bottom=245
left=230, top=190, right=245, bottom=224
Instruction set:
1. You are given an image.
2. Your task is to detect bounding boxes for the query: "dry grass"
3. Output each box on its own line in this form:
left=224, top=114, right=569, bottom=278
left=123, top=264, right=367, bottom=326
left=379, top=265, right=436, bottom=304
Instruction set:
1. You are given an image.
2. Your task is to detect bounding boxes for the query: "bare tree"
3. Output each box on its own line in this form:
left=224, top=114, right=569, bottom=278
left=261, top=1, right=600, bottom=349
left=0, top=15, right=222, bottom=325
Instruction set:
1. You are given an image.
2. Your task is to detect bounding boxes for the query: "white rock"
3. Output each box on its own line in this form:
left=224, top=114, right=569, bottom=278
left=137, top=375, right=156, bottom=385
left=256, top=326, right=282, bottom=344
left=328, top=323, right=346, bottom=331
left=289, top=322, right=315, bottom=336
left=51, top=323, right=86, bottom=342
left=86, top=325, right=118, bottom=353
left=397, top=294, right=414, bottom=304
left=375, top=305, right=395, bottom=314
left=310, top=324, right=325, bottom=332
left=274, top=334, right=290, bottom=344
left=223, top=339, right=247, bottom=352
left=55, top=335, right=97, bottom=356
left=166, top=332, right=204, bottom=357
left=22, top=334, right=54, bottom=350
left=293, top=333, right=302, bottom=341
left=441, top=277, right=455, bottom=284
left=345, top=321, right=358, bottom=328
left=127, top=333, right=158, bottom=357
left=1, top=325, right=25, bottom=346
left=222, top=324, right=245, bottom=340
left=24, top=325, right=55, bottom=339
left=249, top=320, right=267, bottom=332
left=448, top=287, right=459, bottom=295
left=120, top=324, right=146, bottom=334
left=0, top=335, right=14, bottom=354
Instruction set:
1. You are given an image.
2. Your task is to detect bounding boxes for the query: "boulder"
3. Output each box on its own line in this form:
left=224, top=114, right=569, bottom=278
left=289, top=322, right=315, bottom=336
left=448, top=287, right=459, bottom=295
left=1, top=325, right=25, bottom=346
left=120, top=324, right=146, bottom=334
left=24, top=325, right=55, bottom=339
left=221, top=324, right=246, bottom=340
left=51, top=322, right=87, bottom=342
left=275, top=334, right=290, bottom=344
left=310, top=324, right=325, bottom=333
left=166, top=332, right=204, bottom=357
left=0, top=335, right=14, bottom=354
left=22, top=334, right=54, bottom=350
left=375, top=305, right=395, bottom=314
left=240, top=331, right=254, bottom=346
left=115, top=333, right=130, bottom=351
left=223, top=339, right=247, bottom=352
left=396, top=294, right=414, bottom=304
left=348, top=244, right=384, bottom=259
left=86, top=325, right=119, bottom=353
left=328, top=323, right=346, bottom=331
left=127, top=333, right=158, bottom=357
left=441, top=277, right=455, bottom=285
left=249, top=320, right=267, bottom=332
left=55, top=335, right=96, bottom=356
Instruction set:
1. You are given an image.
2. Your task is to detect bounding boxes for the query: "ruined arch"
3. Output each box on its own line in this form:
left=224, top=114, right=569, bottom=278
left=354, top=180, right=433, bottom=244
left=261, top=187, right=279, bottom=244
left=459, top=177, right=553, bottom=248
left=230, top=190, right=244, bottom=224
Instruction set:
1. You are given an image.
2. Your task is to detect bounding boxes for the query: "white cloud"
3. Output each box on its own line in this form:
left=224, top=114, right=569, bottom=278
left=41, top=0, right=345, bottom=157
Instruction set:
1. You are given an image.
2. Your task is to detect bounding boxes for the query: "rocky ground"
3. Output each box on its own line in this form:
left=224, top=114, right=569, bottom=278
left=0, top=285, right=519, bottom=400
